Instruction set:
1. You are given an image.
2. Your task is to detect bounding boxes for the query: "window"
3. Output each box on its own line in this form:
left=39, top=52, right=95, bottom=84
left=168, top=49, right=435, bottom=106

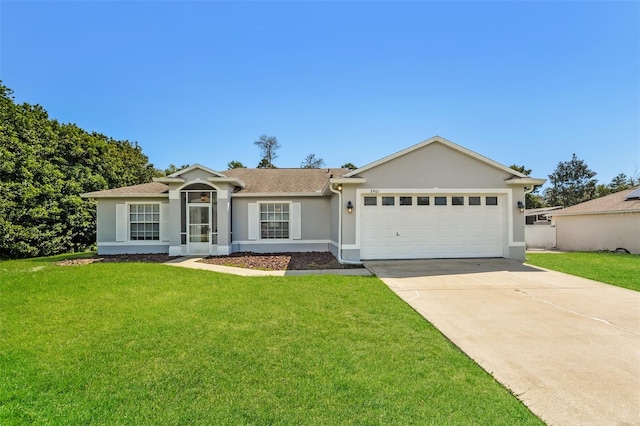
left=260, top=203, right=289, bottom=239
left=364, top=196, right=377, bottom=206
left=452, top=196, right=464, bottom=206
left=399, top=196, right=412, bottom=206
left=435, top=196, right=447, bottom=206
left=129, top=204, right=160, bottom=240
left=417, top=196, right=430, bottom=206
left=486, top=196, right=498, bottom=206
left=382, top=196, right=395, bottom=206
left=469, top=196, right=481, bottom=206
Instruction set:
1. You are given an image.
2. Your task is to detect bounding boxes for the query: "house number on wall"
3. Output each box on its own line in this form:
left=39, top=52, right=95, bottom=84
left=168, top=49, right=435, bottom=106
left=370, top=189, right=380, bottom=193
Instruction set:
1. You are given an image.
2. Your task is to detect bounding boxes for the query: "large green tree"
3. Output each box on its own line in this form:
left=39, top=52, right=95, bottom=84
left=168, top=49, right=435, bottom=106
left=0, top=82, right=155, bottom=258
left=544, top=154, right=597, bottom=207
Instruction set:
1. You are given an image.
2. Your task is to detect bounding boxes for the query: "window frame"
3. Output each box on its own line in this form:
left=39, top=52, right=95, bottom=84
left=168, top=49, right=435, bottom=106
left=434, top=196, right=447, bottom=206
left=399, top=196, right=413, bottom=206
left=258, top=202, right=291, bottom=240
left=486, top=196, right=498, bottom=206
left=128, top=202, right=161, bottom=241
left=364, top=196, right=377, bottom=206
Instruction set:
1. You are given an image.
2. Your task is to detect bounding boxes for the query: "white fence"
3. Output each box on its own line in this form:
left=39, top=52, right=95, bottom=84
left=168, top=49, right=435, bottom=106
left=525, top=225, right=556, bottom=249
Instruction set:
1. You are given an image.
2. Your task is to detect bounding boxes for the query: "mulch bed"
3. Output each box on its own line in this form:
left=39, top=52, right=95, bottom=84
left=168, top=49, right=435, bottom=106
left=57, top=254, right=178, bottom=266
left=57, top=252, right=362, bottom=271
left=199, top=252, right=363, bottom=270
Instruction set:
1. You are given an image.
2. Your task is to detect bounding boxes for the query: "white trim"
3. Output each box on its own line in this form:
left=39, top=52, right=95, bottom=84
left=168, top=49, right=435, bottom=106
left=510, top=242, right=526, bottom=247
left=160, top=204, right=170, bottom=242
left=248, top=203, right=258, bottom=241
left=342, top=244, right=358, bottom=250
left=291, top=203, right=301, bottom=240
left=344, top=136, right=530, bottom=179
left=174, top=181, right=220, bottom=192
left=115, top=203, right=126, bottom=242
left=233, top=239, right=330, bottom=245
left=98, top=242, right=170, bottom=247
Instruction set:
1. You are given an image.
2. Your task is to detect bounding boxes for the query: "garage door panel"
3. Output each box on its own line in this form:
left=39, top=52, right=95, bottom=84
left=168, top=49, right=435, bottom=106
left=360, top=194, right=504, bottom=260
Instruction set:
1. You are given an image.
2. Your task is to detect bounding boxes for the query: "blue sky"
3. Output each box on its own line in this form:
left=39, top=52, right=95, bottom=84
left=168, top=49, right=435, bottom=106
left=1, top=1, right=638, bottom=187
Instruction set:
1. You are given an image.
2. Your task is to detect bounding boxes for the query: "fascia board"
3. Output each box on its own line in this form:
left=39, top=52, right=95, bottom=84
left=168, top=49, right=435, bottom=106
left=80, top=193, right=169, bottom=199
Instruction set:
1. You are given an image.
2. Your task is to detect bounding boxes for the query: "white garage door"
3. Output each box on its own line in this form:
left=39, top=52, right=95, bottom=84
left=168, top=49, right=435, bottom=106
left=360, top=194, right=505, bottom=260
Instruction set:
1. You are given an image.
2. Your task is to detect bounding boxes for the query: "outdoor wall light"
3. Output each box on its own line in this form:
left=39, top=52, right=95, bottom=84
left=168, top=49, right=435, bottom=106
left=347, top=201, right=353, bottom=213
left=517, top=201, right=525, bottom=213
left=337, top=184, right=343, bottom=191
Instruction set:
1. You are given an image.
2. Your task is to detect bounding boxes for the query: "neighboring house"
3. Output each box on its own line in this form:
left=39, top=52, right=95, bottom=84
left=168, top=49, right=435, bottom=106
left=524, top=206, right=563, bottom=249
left=548, top=187, right=640, bottom=254
left=525, top=206, right=564, bottom=225
left=81, top=136, right=546, bottom=262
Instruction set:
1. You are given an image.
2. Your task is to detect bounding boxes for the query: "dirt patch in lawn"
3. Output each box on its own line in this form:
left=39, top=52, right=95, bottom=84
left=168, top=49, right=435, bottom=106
left=199, top=252, right=363, bottom=271
left=57, top=254, right=179, bottom=266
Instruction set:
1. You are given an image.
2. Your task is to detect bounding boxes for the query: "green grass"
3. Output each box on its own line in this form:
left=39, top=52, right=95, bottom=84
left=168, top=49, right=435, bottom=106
left=526, top=251, right=640, bottom=292
left=1, top=255, right=541, bottom=425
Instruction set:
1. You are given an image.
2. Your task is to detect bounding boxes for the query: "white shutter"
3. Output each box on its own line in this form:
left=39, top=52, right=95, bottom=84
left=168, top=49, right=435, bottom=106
left=248, top=203, right=258, bottom=240
left=160, top=204, right=170, bottom=241
left=116, top=204, right=127, bottom=242
left=291, top=203, right=301, bottom=240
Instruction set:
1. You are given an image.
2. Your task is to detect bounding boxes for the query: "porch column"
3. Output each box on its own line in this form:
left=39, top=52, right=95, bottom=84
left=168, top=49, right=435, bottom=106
left=216, top=187, right=232, bottom=255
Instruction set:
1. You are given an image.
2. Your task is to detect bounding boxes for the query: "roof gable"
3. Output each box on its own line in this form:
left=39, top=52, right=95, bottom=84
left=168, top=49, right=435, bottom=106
left=344, top=136, right=529, bottom=179
left=168, top=164, right=226, bottom=178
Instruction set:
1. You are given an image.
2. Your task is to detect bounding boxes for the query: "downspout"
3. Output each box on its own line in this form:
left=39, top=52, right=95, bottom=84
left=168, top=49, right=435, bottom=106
left=329, top=184, right=362, bottom=265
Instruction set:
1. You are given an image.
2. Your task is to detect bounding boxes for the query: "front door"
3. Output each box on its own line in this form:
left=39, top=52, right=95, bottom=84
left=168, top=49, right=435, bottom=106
left=188, top=205, right=210, bottom=255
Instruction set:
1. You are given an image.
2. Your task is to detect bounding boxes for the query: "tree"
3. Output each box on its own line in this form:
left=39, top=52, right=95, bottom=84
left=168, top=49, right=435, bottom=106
left=257, top=158, right=277, bottom=169
left=0, top=81, right=156, bottom=259
left=254, top=135, right=280, bottom=168
left=300, top=153, right=325, bottom=169
left=341, top=162, right=357, bottom=170
left=156, top=163, right=190, bottom=177
left=543, top=154, right=597, bottom=207
left=608, top=173, right=637, bottom=193
left=227, top=160, right=245, bottom=169
left=509, top=164, right=544, bottom=208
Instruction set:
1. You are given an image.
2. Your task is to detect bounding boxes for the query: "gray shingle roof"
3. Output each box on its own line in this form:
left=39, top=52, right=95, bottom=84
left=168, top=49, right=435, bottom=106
left=81, top=182, right=169, bottom=198
left=550, top=187, right=640, bottom=216
left=81, top=168, right=349, bottom=197
left=222, top=168, right=348, bottom=194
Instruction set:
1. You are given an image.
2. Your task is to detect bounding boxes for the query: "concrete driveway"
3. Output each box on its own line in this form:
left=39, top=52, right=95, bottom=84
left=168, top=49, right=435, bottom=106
left=365, top=259, right=640, bottom=426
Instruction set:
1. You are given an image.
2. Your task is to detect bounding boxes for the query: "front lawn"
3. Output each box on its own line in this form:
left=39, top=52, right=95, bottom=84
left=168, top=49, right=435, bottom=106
left=526, top=251, right=640, bottom=292
left=0, top=256, right=541, bottom=425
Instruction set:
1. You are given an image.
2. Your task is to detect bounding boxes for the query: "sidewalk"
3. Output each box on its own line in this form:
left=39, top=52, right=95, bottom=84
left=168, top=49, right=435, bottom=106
left=164, top=256, right=372, bottom=277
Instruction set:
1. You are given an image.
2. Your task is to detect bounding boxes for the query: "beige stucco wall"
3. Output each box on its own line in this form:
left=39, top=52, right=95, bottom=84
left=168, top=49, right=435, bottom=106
left=554, top=213, right=640, bottom=254
left=346, top=141, right=528, bottom=261
left=359, top=142, right=514, bottom=189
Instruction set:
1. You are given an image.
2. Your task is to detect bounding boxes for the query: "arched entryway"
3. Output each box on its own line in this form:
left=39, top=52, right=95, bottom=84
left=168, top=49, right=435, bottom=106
left=180, top=183, right=217, bottom=255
